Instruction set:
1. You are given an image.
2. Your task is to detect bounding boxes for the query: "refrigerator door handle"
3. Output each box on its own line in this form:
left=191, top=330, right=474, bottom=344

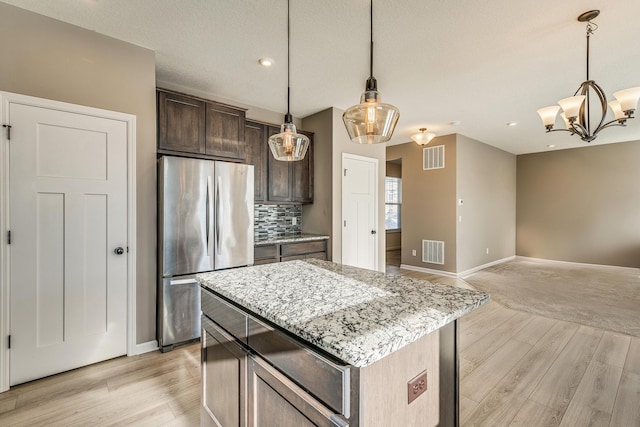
left=169, top=278, right=199, bottom=286
left=216, top=175, right=222, bottom=254
left=207, top=176, right=214, bottom=257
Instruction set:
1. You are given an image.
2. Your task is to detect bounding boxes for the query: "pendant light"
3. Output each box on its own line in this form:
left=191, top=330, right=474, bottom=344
left=342, top=0, right=400, bottom=144
left=268, top=0, right=310, bottom=161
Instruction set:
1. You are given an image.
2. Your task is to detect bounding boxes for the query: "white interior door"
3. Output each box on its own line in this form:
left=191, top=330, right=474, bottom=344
left=342, top=154, right=378, bottom=271
left=9, top=102, right=128, bottom=385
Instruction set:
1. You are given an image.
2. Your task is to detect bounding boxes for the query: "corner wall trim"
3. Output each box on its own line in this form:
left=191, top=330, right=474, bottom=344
left=458, top=256, right=516, bottom=278
left=135, top=340, right=159, bottom=355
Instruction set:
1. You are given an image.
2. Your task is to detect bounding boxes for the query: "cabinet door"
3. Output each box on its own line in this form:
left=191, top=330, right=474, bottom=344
left=202, top=317, right=247, bottom=427
left=267, top=126, right=293, bottom=202
left=292, top=131, right=314, bottom=204
left=205, top=103, right=246, bottom=160
left=247, top=355, right=341, bottom=427
left=245, top=121, right=267, bottom=202
left=157, top=91, right=206, bottom=154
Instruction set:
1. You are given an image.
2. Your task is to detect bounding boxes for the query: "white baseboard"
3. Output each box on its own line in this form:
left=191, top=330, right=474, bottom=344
left=399, top=264, right=458, bottom=277
left=515, top=256, right=640, bottom=273
left=400, top=255, right=515, bottom=279
left=459, top=256, right=516, bottom=278
left=133, top=340, right=159, bottom=355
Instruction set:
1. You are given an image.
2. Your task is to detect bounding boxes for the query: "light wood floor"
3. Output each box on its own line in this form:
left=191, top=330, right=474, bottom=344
left=0, top=252, right=638, bottom=426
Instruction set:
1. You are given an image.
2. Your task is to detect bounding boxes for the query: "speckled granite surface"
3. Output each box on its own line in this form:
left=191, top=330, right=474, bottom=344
left=197, top=259, right=489, bottom=367
left=254, top=233, right=329, bottom=246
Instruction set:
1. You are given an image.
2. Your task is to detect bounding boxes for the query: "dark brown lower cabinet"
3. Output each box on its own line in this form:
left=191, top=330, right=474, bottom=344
left=254, top=239, right=328, bottom=265
left=201, top=316, right=247, bottom=427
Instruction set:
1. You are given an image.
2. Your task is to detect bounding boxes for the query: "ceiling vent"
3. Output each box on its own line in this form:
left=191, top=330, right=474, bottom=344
left=422, top=240, right=445, bottom=265
left=423, top=145, right=445, bottom=170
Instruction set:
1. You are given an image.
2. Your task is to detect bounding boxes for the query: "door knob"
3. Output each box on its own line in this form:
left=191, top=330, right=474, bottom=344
left=114, top=247, right=125, bottom=255
left=371, top=230, right=377, bottom=235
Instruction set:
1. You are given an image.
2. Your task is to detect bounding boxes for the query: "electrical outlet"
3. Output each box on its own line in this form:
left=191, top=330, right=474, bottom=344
left=407, top=370, right=428, bottom=404
left=412, top=249, right=417, bottom=256
left=486, top=247, right=489, bottom=254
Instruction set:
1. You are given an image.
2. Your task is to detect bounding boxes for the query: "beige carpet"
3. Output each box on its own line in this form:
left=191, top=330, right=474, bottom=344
left=463, top=258, right=640, bottom=337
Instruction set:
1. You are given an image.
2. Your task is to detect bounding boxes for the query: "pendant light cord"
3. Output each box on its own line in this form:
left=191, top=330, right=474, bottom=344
left=369, top=0, right=373, bottom=79
left=285, top=0, right=292, bottom=121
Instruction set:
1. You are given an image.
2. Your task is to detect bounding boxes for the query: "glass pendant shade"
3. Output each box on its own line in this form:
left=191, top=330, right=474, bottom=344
left=537, top=105, right=560, bottom=128
left=613, top=87, right=640, bottom=113
left=343, top=90, right=400, bottom=144
left=268, top=122, right=309, bottom=161
left=558, top=95, right=586, bottom=119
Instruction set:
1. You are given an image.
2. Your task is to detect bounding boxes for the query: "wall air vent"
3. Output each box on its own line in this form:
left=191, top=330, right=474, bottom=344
left=422, top=240, right=445, bottom=265
left=423, top=145, right=445, bottom=170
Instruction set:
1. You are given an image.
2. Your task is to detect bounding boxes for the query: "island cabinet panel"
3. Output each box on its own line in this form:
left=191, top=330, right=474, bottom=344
left=157, top=89, right=246, bottom=161
left=201, top=316, right=247, bottom=427
left=248, top=355, right=340, bottom=427
left=244, top=121, right=268, bottom=202
left=205, top=102, right=246, bottom=160
left=157, top=91, right=206, bottom=154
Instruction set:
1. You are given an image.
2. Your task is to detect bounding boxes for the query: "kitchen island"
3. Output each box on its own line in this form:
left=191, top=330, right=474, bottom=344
left=197, top=259, right=489, bottom=426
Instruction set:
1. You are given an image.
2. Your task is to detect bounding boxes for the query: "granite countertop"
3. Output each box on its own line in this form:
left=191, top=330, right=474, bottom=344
left=254, top=233, right=329, bottom=246
left=197, top=259, right=489, bottom=368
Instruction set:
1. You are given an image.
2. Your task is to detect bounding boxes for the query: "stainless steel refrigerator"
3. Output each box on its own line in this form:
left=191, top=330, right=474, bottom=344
left=157, top=156, right=254, bottom=351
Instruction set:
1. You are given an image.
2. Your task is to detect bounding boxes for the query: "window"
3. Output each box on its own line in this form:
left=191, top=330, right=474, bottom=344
left=385, top=177, right=401, bottom=230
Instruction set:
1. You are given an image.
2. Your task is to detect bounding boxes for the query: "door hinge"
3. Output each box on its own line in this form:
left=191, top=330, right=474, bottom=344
left=344, top=169, right=347, bottom=176
left=127, top=246, right=129, bottom=253
left=7, top=230, right=10, bottom=244
left=7, top=335, right=10, bottom=349
left=2, top=124, right=11, bottom=140
left=344, top=220, right=346, bottom=227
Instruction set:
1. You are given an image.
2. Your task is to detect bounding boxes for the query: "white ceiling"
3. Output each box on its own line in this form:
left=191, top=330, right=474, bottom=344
left=4, top=0, right=640, bottom=154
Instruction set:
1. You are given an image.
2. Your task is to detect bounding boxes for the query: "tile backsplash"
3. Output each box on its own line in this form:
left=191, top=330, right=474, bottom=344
left=254, top=204, right=302, bottom=239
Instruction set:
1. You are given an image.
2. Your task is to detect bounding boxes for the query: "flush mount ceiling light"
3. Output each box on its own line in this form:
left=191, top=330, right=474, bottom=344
left=411, top=128, right=436, bottom=145
left=537, top=10, right=640, bottom=143
left=342, top=0, right=399, bottom=144
left=268, top=0, right=309, bottom=162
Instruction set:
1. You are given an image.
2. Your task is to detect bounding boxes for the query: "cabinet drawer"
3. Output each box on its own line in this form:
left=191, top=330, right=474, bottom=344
left=254, top=244, right=277, bottom=260
left=201, top=289, right=248, bottom=344
left=247, top=317, right=350, bottom=418
left=280, top=240, right=326, bottom=257
left=254, top=258, right=278, bottom=265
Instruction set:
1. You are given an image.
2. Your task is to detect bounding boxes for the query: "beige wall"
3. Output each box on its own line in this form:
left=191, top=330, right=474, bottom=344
left=386, top=161, right=402, bottom=178
left=456, top=135, right=516, bottom=273
left=302, top=107, right=386, bottom=271
left=0, top=3, right=157, bottom=344
left=387, top=135, right=457, bottom=273
left=301, top=108, right=333, bottom=258
left=517, top=140, right=640, bottom=268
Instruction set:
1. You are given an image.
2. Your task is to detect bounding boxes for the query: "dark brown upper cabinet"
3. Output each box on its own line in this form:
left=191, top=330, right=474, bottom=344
left=266, top=126, right=314, bottom=204
left=157, top=91, right=206, bottom=154
left=244, top=121, right=268, bottom=202
left=157, top=89, right=245, bottom=161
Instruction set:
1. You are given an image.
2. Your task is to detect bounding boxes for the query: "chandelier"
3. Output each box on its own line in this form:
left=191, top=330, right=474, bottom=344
left=342, top=0, right=400, bottom=144
left=537, top=10, right=640, bottom=142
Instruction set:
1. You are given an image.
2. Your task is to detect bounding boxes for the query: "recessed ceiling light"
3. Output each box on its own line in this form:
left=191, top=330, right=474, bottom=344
left=258, top=58, right=274, bottom=67
left=507, top=122, right=517, bottom=126
left=449, top=121, right=461, bottom=126
left=547, top=144, right=556, bottom=148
